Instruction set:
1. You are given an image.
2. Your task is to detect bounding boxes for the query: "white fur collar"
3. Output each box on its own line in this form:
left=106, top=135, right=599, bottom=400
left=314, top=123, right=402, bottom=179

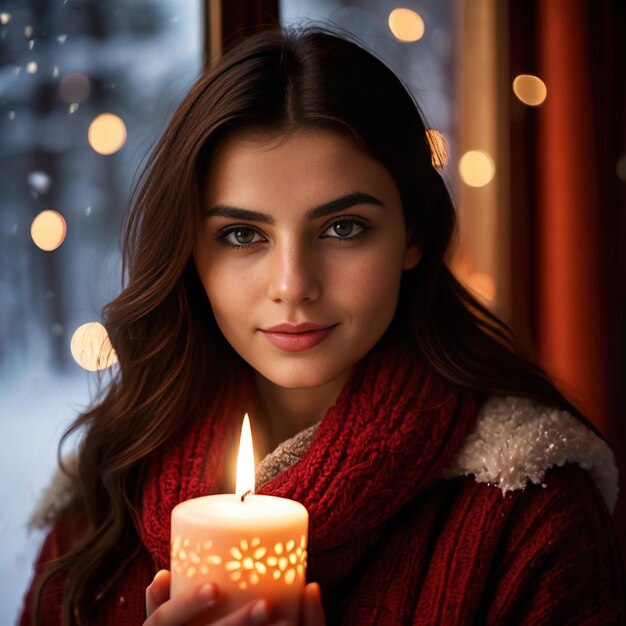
left=442, top=395, right=618, bottom=513
left=29, top=395, right=619, bottom=528
left=28, top=454, right=80, bottom=530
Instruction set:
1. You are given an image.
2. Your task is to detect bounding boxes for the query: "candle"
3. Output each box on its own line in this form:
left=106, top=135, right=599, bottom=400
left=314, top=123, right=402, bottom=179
left=171, top=414, right=309, bottom=623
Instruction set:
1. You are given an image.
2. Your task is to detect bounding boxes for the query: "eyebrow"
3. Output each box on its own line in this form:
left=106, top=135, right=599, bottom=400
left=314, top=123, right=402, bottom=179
left=203, top=192, right=385, bottom=224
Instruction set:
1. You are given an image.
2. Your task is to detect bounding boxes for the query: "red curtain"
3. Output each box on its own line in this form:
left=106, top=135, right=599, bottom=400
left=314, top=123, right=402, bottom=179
left=511, top=0, right=626, bottom=558
left=208, top=0, right=626, bottom=559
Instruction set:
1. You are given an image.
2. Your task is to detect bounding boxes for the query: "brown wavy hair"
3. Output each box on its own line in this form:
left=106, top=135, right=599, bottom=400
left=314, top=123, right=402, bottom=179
left=33, top=25, right=596, bottom=625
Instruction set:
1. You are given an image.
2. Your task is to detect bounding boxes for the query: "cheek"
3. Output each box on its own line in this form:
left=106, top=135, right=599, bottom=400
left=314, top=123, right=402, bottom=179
left=336, top=250, right=405, bottom=314
left=196, top=258, right=244, bottom=324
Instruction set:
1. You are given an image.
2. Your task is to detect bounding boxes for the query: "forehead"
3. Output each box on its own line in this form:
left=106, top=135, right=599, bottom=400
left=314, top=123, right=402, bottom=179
left=204, top=128, right=400, bottom=208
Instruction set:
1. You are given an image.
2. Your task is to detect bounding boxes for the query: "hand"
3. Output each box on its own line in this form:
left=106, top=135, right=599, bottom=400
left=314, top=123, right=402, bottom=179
left=145, top=570, right=325, bottom=626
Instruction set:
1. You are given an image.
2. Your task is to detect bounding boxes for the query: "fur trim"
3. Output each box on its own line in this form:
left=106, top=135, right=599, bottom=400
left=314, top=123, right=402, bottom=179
left=29, top=396, right=619, bottom=528
left=442, top=396, right=619, bottom=513
left=256, top=423, right=320, bottom=489
left=28, top=454, right=80, bottom=530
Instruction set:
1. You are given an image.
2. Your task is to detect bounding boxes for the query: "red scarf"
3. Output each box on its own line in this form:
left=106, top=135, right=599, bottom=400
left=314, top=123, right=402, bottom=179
left=136, top=342, right=480, bottom=623
left=27, top=342, right=480, bottom=625
left=25, top=341, right=626, bottom=625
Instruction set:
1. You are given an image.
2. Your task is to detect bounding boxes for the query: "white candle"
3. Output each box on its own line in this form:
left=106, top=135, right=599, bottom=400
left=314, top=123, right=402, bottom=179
left=171, top=414, right=309, bottom=623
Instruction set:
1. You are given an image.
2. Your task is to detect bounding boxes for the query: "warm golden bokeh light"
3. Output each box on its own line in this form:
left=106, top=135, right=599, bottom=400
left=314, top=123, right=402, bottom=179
left=25, top=61, right=37, bottom=74
left=459, top=150, right=496, bottom=187
left=466, top=271, right=496, bottom=302
left=425, top=129, right=449, bottom=169
left=512, top=74, right=548, bottom=107
left=388, top=8, right=425, bottom=42
left=88, top=113, right=127, bottom=155
left=70, top=322, right=118, bottom=371
left=59, top=72, right=91, bottom=103
left=0, top=13, right=12, bottom=24
left=30, top=210, right=67, bottom=251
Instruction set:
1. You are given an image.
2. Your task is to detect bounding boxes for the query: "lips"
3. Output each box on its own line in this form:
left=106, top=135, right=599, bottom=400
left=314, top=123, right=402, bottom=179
left=260, top=323, right=337, bottom=352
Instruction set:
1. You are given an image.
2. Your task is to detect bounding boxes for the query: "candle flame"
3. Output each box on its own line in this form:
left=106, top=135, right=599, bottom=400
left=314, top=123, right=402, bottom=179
left=236, top=413, right=255, bottom=496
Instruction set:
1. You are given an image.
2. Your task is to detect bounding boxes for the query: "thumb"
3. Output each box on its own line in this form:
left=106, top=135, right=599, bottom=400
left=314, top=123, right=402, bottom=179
left=301, top=582, right=325, bottom=626
left=146, top=569, right=171, bottom=616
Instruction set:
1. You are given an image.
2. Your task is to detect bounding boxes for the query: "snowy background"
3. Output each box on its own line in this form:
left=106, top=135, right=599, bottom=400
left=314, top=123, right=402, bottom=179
left=0, top=1, right=202, bottom=622
left=1, top=0, right=453, bottom=623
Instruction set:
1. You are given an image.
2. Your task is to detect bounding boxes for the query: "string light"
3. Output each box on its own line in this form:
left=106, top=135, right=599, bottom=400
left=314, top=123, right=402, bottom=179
left=388, top=8, right=425, bottom=42
left=425, top=130, right=449, bottom=169
left=88, top=113, right=127, bottom=155
left=30, top=210, right=67, bottom=251
left=512, top=74, right=547, bottom=107
left=70, top=322, right=117, bottom=371
left=459, top=150, right=495, bottom=187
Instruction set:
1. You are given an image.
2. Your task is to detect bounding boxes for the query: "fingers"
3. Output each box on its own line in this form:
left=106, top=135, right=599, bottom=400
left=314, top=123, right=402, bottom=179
left=211, top=599, right=274, bottom=626
left=144, top=575, right=219, bottom=625
left=146, top=570, right=171, bottom=616
left=145, top=571, right=316, bottom=626
left=301, top=583, right=326, bottom=626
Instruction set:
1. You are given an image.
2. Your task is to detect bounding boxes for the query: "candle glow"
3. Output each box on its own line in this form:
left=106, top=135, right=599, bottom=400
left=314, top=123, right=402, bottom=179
left=171, top=414, right=309, bottom=623
left=236, top=413, right=255, bottom=496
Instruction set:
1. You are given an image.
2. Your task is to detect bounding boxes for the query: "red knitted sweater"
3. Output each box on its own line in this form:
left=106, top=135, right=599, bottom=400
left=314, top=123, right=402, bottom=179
left=20, top=343, right=625, bottom=625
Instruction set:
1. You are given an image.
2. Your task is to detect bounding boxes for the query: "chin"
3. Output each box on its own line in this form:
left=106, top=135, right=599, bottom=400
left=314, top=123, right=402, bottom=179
left=256, top=362, right=343, bottom=390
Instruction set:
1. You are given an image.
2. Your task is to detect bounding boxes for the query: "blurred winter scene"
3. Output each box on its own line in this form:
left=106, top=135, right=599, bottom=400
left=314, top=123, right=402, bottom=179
left=0, top=1, right=201, bottom=622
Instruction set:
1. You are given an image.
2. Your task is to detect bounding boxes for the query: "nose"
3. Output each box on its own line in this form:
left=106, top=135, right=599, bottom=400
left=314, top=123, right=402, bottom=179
left=266, top=238, right=321, bottom=305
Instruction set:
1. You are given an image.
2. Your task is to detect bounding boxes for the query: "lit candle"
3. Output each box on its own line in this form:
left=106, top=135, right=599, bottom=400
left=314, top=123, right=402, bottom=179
left=171, top=414, right=309, bottom=623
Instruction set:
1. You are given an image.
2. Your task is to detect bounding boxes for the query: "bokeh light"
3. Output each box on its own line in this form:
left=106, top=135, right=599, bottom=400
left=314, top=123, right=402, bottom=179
left=59, top=72, right=91, bottom=103
left=28, top=170, right=51, bottom=194
left=459, top=150, right=496, bottom=187
left=466, top=272, right=496, bottom=302
left=0, top=13, right=12, bottom=24
left=512, top=74, right=547, bottom=107
left=30, top=210, right=67, bottom=251
left=25, top=61, right=37, bottom=74
left=88, top=113, right=127, bottom=155
left=70, top=322, right=118, bottom=371
left=425, top=129, right=449, bottom=169
left=388, top=8, right=425, bottom=42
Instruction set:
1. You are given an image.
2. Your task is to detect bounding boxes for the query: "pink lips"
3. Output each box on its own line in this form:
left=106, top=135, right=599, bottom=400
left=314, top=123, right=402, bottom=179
left=260, top=323, right=337, bottom=352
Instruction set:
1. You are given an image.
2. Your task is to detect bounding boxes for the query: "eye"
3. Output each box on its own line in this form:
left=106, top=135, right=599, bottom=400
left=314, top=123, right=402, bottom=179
left=230, top=228, right=257, bottom=245
left=323, top=218, right=368, bottom=240
left=216, top=226, right=265, bottom=248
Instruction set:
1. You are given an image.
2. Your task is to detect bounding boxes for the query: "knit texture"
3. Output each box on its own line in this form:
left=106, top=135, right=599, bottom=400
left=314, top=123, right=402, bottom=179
left=19, top=343, right=625, bottom=625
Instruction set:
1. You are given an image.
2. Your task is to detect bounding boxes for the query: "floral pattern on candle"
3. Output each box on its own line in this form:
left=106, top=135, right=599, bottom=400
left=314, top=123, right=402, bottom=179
left=225, top=535, right=308, bottom=589
left=171, top=536, right=223, bottom=578
left=172, top=532, right=308, bottom=589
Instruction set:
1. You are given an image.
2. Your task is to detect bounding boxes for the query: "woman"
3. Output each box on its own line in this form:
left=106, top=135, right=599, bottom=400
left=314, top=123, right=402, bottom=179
left=20, top=26, right=624, bottom=626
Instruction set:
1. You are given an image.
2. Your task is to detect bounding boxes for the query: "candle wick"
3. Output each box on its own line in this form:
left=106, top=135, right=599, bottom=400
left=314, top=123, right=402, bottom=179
left=241, top=490, right=253, bottom=502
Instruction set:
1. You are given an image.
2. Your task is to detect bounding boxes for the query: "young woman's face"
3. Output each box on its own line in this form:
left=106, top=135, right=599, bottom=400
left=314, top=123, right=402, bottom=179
left=194, top=128, right=420, bottom=390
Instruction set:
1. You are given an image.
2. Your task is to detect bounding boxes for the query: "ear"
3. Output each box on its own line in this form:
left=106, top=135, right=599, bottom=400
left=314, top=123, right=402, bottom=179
left=403, top=241, right=421, bottom=270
